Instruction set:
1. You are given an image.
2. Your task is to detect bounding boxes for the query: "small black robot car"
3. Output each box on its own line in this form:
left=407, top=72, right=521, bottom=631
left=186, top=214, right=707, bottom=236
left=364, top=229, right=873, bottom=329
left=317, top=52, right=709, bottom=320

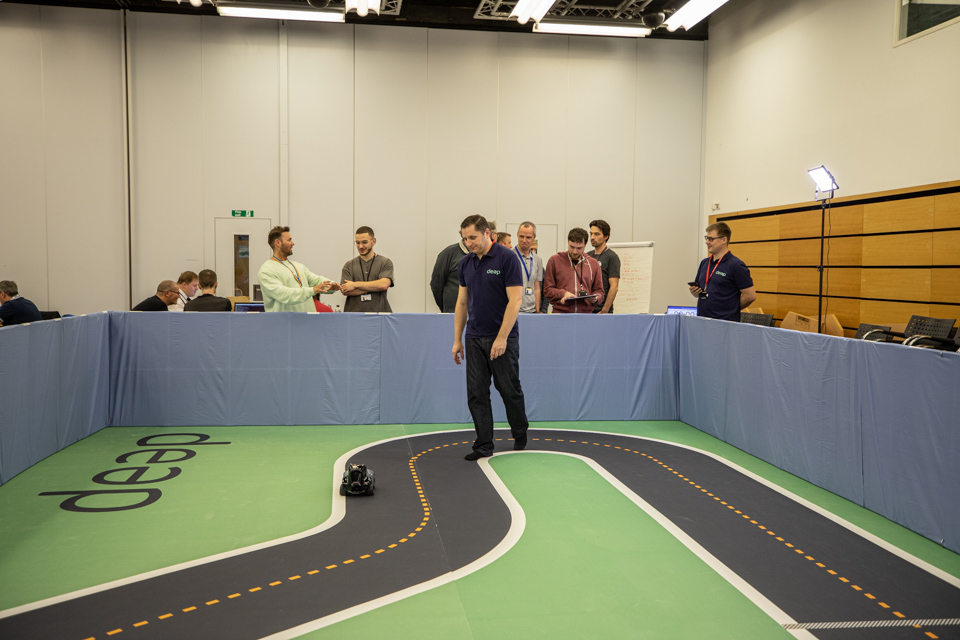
left=340, top=463, right=375, bottom=496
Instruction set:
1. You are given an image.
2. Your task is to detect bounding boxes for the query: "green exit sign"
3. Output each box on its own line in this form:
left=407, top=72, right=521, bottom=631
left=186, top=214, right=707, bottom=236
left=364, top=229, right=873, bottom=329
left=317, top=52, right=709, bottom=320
left=232, top=210, right=254, bottom=217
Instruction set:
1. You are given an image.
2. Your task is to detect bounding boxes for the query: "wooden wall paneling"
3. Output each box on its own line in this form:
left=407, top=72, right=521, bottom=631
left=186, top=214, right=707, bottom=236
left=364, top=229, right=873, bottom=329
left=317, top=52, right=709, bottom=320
left=862, top=233, right=932, bottom=266
left=824, top=236, right=862, bottom=266
left=778, top=293, right=819, bottom=318
left=934, top=193, right=960, bottom=228
left=750, top=267, right=778, bottom=292
left=726, top=216, right=779, bottom=242
left=860, top=300, right=930, bottom=327
left=771, top=204, right=864, bottom=239
left=826, top=204, right=864, bottom=237
left=931, top=268, right=960, bottom=304
left=778, top=210, right=820, bottom=239
left=863, top=197, right=935, bottom=233
left=730, top=241, right=779, bottom=267
left=778, top=238, right=819, bottom=265
left=861, top=268, right=931, bottom=302
left=778, top=268, right=819, bottom=295
left=753, top=293, right=778, bottom=319
left=821, top=297, right=861, bottom=329
left=824, top=268, right=861, bottom=298
left=928, top=304, right=960, bottom=324
left=932, top=230, right=960, bottom=265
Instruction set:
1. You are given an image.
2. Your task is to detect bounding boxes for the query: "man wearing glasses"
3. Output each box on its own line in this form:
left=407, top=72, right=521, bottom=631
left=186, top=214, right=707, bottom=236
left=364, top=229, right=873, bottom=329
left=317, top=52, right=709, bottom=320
left=688, top=222, right=756, bottom=321
left=132, top=280, right=181, bottom=311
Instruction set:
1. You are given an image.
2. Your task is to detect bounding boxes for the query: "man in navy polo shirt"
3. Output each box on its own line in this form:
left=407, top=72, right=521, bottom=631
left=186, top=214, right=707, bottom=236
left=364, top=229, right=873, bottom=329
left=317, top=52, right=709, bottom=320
left=688, top=222, right=756, bottom=321
left=0, top=281, right=42, bottom=326
left=453, top=215, right=530, bottom=461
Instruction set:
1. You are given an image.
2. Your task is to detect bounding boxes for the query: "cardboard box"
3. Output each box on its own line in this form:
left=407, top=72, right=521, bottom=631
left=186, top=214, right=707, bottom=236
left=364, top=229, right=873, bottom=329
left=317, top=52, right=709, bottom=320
left=780, top=311, right=844, bottom=337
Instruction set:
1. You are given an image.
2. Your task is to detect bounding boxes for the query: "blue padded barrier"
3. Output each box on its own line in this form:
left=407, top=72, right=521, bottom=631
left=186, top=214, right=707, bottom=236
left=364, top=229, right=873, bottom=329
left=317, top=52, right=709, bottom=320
left=0, top=313, right=109, bottom=484
left=859, top=342, right=960, bottom=550
left=109, top=312, right=381, bottom=426
left=379, top=313, right=680, bottom=425
left=3, top=310, right=959, bottom=553
left=678, top=314, right=960, bottom=552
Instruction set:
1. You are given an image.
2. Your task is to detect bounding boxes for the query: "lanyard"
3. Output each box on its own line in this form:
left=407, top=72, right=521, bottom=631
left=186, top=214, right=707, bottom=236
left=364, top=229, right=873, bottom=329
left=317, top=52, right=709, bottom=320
left=358, top=254, right=376, bottom=282
left=514, top=247, right=532, bottom=282
left=704, top=254, right=724, bottom=288
left=271, top=256, right=302, bottom=287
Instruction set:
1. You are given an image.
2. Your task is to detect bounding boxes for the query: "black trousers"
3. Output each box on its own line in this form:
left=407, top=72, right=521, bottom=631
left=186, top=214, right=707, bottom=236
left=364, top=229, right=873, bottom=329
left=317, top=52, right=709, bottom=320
left=465, top=336, right=529, bottom=455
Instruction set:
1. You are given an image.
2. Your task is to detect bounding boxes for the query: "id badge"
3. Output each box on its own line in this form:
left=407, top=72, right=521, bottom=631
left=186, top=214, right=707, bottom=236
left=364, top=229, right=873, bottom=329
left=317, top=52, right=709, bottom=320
left=525, top=286, right=533, bottom=296
left=361, top=293, right=372, bottom=302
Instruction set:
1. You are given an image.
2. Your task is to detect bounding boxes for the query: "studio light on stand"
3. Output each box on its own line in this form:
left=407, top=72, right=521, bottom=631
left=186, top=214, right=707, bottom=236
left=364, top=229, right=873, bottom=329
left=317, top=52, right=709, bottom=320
left=808, top=165, right=838, bottom=334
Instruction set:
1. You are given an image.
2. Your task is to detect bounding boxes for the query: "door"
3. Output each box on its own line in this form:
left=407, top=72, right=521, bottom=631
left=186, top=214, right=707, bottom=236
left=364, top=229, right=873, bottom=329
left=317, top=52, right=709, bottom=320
left=215, top=218, right=272, bottom=299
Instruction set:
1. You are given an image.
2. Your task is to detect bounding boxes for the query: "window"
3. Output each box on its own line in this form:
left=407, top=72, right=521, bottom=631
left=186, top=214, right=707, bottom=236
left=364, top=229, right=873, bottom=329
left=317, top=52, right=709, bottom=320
left=897, top=0, right=960, bottom=43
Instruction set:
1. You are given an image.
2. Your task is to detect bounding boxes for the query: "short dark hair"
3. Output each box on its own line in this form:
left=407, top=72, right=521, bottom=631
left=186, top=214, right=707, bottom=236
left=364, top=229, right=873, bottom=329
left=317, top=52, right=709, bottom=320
left=460, top=215, right=490, bottom=234
left=355, top=226, right=375, bottom=238
left=589, top=219, right=610, bottom=241
left=568, top=227, right=589, bottom=244
left=178, top=271, right=198, bottom=285
left=198, top=269, right=217, bottom=289
left=0, top=280, right=18, bottom=296
left=268, top=225, right=290, bottom=248
left=497, top=232, right=511, bottom=244
left=706, top=221, right=732, bottom=242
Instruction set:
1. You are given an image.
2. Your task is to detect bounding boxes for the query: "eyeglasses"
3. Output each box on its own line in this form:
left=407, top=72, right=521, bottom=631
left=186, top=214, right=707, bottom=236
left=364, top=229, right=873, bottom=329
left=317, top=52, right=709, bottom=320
left=704, top=236, right=723, bottom=242
left=164, top=290, right=180, bottom=295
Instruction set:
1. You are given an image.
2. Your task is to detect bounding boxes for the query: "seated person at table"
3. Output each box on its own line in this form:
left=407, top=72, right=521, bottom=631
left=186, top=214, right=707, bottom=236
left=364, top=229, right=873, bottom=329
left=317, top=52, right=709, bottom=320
left=184, top=269, right=233, bottom=312
left=0, top=280, right=42, bottom=326
left=133, top=280, right=181, bottom=311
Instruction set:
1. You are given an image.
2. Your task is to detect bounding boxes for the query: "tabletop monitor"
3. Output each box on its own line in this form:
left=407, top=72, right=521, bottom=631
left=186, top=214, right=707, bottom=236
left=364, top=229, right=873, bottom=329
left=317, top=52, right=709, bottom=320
left=234, top=303, right=265, bottom=313
left=665, top=306, right=697, bottom=316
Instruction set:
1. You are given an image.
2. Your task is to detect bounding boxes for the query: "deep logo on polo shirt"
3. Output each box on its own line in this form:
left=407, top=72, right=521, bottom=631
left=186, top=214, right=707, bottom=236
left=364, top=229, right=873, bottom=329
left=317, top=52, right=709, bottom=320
left=716, top=271, right=727, bottom=277
left=487, top=269, right=501, bottom=275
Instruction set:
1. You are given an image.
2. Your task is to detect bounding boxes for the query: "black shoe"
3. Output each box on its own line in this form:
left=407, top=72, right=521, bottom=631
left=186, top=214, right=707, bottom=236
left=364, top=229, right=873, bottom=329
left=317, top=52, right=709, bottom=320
left=513, top=437, right=527, bottom=451
left=464, top=451, right=487, bottom=461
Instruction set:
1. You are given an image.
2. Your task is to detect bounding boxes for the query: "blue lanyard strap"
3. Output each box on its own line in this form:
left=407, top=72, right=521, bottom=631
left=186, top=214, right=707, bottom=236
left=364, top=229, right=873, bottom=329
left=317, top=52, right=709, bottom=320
left=514, top=247, right=532, bottom=281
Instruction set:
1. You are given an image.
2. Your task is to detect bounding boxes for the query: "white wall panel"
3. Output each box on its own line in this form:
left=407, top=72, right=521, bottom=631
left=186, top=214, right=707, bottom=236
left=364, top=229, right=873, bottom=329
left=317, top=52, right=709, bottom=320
left=0, top=5, right=126, bottom=316
left=497, top=32, right=569, bottom=257
left=128, top=12, right=204, bottom=300
left=200, top=17, right=281, bottom=285
left=704, top=0, right=960, bottom=215
left=287, top=23, right=356, bottom=286
left=425, top=29, right=500, bottom=310
left=0, top=5, right=49, bottom=310
left=635, top=39, right=705, bottom=313
left=566, top=36, right=637, bottom=247
left=354, top=26, right=429, bottom=313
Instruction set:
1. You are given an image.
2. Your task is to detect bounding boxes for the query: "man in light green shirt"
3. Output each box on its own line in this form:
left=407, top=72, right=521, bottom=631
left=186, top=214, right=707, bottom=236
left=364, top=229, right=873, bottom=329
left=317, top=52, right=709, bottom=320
left=258, top=226, right=340, bottom=312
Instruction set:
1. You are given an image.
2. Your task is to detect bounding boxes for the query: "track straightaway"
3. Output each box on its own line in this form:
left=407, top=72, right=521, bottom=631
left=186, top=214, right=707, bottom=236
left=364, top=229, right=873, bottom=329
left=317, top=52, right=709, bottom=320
left=0, top=428, right=958, bottom=640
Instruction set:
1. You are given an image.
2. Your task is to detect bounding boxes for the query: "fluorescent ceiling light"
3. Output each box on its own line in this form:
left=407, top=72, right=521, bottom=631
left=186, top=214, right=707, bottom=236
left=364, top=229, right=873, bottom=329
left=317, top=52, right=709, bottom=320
left=510, top=0, right=557, bottom=25
left=808, top=166, right=838, bottom=192
left=533, top=21, right=652, bottom=37
left=345, top=0, right=381, bottom=17
left=664, top=0, right=729, bottom=32
left=217, top=6, right=345, bottom=21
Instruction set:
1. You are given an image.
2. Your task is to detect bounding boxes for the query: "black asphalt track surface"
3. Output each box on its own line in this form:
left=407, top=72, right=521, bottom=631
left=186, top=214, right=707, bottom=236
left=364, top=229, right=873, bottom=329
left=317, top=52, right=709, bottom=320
left=2, top=429, right=959, bottom=640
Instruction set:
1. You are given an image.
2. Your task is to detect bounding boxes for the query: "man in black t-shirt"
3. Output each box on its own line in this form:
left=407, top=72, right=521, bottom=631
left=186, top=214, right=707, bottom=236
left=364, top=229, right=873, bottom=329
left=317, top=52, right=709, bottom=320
left=133, top=280, right=181, bottom=311
left=340, top=226, right=394, bottom=313
left=588, top=219, right=621, bottom=314
left=184, top=270, right=233, bottom=312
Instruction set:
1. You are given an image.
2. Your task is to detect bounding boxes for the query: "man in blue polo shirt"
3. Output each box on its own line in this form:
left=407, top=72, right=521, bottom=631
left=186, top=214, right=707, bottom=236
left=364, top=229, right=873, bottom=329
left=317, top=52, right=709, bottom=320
left=0, top=281, right=42, bottom=326
left=688, top=222, right=756, bottom=321
left=453, top=215, right=530, bottom=461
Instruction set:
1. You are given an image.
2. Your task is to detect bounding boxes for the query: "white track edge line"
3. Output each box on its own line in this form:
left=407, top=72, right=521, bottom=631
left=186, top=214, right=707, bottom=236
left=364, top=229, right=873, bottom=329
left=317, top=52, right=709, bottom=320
left=257, top=456, right=526, bottom=639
